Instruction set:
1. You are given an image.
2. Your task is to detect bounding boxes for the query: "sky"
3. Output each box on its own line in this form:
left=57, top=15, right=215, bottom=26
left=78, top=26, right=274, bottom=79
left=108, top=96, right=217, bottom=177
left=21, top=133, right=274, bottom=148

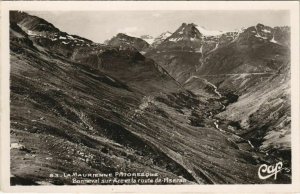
left=28, top=11, right=290, bottom=43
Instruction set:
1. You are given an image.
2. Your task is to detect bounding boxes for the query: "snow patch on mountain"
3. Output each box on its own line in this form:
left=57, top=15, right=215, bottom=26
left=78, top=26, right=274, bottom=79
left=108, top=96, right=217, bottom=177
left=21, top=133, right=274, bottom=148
left=196, top=26, right=225, bottom=36
left=270, top=35, right=278, bottom=44
left=159, top=31, right=173, bottom=40
left=143, top=38, right=155, bottom=44
left=169, top=37, right=183, bottom=42
left=152, top=31, right=173, bottom=45
left=67, top=35, right=75, bottom=40
left=262, top=29, right=271, bottom=33
left=140, top=35, right=155, bottom=44
left=59, top=36, right=67, bottom=40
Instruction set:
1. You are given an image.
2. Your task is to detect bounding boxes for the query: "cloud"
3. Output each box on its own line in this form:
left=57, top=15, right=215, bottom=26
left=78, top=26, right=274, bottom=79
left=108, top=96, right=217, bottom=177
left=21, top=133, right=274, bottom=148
left=117, top=26, right=139, bottom=36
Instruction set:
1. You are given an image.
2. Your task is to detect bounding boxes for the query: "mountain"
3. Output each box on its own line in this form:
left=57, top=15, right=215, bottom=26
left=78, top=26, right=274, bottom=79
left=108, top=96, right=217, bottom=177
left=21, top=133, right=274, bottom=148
left=106, top=33, right=150, bottom=52
left=145, top=22, right=291, bottom=171
left=144, top=23, right=243, bottom=84
left=151, top=31, right=173, bottom=48
left=10, top=11, right=201, bottom=184
left=193, top=24, right=290, bottom=166
left=155, top=23, right=203, bottom=51
left=10, top=11, right=291, bottom=185
left=236, top=24, right=290, bottom=47
left=147, top=31, right=172, bottom=48
left=146, top=22, right=290, bottom=84
left=217, top=64, right=291, bottom=160
left=195, top=25, right=225, bottom=36
left=140, top=31, right=174, bottom=48
left=145, top=23, right=204, bottom=84
left=140, top=34, right=155, bottom=45
left=10, top=11, right=94, bottom=58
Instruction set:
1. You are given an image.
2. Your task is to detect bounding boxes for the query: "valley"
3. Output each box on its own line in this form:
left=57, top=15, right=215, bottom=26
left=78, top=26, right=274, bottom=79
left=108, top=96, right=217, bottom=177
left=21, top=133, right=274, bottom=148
left=9, top=11, right=291, bottom=185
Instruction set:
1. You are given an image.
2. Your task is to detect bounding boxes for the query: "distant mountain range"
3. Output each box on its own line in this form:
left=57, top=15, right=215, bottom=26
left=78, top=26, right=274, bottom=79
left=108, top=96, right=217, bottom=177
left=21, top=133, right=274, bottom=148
left=106, top=22, right=289, bottom=52
left=9, top=11, right=291, bottom=185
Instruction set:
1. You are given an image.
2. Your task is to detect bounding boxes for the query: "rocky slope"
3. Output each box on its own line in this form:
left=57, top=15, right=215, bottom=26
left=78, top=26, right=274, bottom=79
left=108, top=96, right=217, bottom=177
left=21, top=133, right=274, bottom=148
left=216, top=62, right=291, bottom=163
left=10, top=11, right=291, bottom=185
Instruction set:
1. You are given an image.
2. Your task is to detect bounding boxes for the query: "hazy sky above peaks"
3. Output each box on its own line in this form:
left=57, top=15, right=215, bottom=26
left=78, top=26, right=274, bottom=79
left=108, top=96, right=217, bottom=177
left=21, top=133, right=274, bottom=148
left=28, top=10, right=290, bottom=43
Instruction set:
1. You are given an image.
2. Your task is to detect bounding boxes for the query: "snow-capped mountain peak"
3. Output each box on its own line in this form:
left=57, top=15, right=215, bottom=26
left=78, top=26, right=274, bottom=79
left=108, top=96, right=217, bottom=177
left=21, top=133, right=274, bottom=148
left=195, top=25, right=225, bottom=37
left=165, top=23, right=202, bottom=42
left=140, top=35, right=155, bottom=44
left=157, top=31, right=173, bottom=40
left=150, top=31, right=173, bottom=47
